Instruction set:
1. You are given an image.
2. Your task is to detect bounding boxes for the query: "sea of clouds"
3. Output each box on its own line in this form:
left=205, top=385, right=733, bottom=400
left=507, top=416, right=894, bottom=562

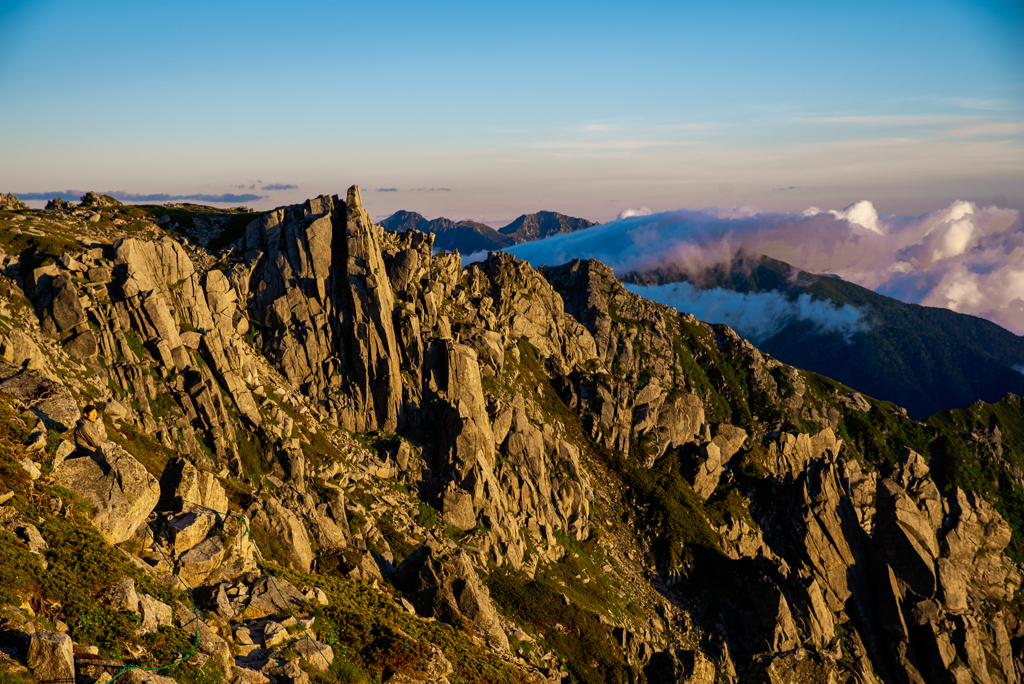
left=621, top=282, right=869, bottom=343
left=499, top=199, right=1024, bottom=335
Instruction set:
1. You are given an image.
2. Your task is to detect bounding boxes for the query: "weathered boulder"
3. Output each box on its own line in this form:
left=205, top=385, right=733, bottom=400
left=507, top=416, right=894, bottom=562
left=102, top=576, right=140, bottom=613
left=167, top=511, right=216, bottom=553
left=394, top=542, right=509, bottom=650
left=176, top=536, right=225, bottom=586
left=159, top=458, right=229, bottom=514
left=115, top=236, right=195, bottom=298
left=47, top=274, right=87, bottom=334
left=27, top=631, right=74, bottom=683
left=53, top=444, right=160, bottom=545
left=264, top=660, right=310, bottom=684
left=0, top=366, right=79, bottom=431
left=0, top=506, right=47, bottom=554
left=64, top=330, right=99, bottom=359
left=244, top=576, right=307, bottom=619
left=137, top=594, right=173, bottom=634
left=293, top=637, right=335, bottom=672
left=262, top=620, right=289, bottom=649
left=248, top=498, right=313, bottom=572
left=0, top=330, right=49, bottom=372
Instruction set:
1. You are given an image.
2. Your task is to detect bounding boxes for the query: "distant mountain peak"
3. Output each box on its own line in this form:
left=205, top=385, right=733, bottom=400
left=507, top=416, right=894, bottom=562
left=498, top=210, right=598, bottom=243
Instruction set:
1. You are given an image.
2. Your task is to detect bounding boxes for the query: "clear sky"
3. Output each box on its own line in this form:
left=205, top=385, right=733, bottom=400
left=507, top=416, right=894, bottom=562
left=1, top=0, right=1021, bottom=224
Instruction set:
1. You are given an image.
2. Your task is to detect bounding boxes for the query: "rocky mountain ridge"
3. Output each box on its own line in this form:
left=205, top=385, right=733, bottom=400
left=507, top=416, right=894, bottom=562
left=0, top=190, right=1019, bottom=684
left=379, top=210, right=597, bottom=253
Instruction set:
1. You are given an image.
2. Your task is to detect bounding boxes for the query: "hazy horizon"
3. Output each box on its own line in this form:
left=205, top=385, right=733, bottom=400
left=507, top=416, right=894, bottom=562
left=2, top=0, right=1021, bottom=225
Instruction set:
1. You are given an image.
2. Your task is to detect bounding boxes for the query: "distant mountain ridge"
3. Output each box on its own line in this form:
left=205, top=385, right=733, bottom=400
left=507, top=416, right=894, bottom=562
left=497, top=210, right=598, bottom=243
left=380, top=209, right=597, bottom=253
left=379, top=210, right=514, bottom=253
left=623, top=253, right=1024, bottom=420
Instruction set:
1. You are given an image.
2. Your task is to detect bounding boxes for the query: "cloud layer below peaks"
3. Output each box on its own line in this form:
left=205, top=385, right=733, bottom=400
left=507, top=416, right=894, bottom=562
left=507, top=200, right=1024, bottom=334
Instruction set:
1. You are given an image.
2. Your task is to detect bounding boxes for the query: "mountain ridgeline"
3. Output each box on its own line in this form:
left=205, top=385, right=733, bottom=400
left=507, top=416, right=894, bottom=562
left=379, top=209, right=598, bottom=253
left=623, top=254, right=1024, bottom=421
left=0, top=189, right=1020, bottom=684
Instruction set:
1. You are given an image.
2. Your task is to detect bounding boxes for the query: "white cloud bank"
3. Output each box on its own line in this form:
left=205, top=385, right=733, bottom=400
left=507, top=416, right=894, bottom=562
left=624, top=282, right=869, bottom=343
left=507, top=200, right=1024, bottom=333
left=617, top=207, right=652, bottom=220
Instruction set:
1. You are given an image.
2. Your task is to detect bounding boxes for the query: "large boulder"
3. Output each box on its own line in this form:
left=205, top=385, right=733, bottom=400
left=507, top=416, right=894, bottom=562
left=0, top=366, right=79, bottom=431
left=244, top=576, right=307, bottom=619
left=53, top=444, right=160, bottom=544
left=27, top=631, right=74, bottom=683
left=167, top=511, right=216, bottom=553
left=0, top=330, right=49, bottom=373
left=394, top=542, right=509, bottom=650
left=47, top=274, right=87, bottom=335
left=115, top=236, right=195, bottom=298
left=159, top=458, right=229, bottom=514
left=293, top=638, right=335, bottom=672
left=176, top=536, right=226, bottom=586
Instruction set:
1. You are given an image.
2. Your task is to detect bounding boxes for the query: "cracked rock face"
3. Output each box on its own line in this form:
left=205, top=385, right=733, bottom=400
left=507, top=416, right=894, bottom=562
left=241, top=189, right=403, bottom=432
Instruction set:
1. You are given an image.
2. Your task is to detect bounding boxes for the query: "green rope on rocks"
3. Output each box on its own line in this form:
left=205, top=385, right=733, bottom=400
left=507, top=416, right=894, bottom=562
left=238, top=513, right=339, bottom=676
left=177, top=498, right=339, bottom=677
left=106, top=524, right=201, bottom=683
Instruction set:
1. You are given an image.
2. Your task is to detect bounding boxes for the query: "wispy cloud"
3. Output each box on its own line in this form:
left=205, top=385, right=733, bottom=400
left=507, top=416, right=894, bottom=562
left=798, top=114, right=971, bottom=127
left=261, top=183, right=298, bottom=191
left=16, top=190, right=264, bottom=203
left=953, top=98, right=1004, bottom=111
left=526, top=139, right=696, bottom=151
left=376, top=188, right=398, bottom=192
left=655, top=122, right=724, bottom=132
left=947, top=121, right=1024, bottom=138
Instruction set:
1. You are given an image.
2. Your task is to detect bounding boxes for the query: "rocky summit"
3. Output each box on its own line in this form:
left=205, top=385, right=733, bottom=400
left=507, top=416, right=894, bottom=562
left=0, top=188, right=1021, bottom=684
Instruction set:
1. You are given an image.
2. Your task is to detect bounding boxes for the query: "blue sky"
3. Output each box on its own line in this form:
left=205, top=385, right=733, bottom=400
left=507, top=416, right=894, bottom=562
left=1, top=0, right=1021, bottom=223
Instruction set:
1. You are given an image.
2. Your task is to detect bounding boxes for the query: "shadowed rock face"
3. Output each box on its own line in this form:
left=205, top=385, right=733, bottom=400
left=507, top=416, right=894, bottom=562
left=394, top=541, right=510, bottom=651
